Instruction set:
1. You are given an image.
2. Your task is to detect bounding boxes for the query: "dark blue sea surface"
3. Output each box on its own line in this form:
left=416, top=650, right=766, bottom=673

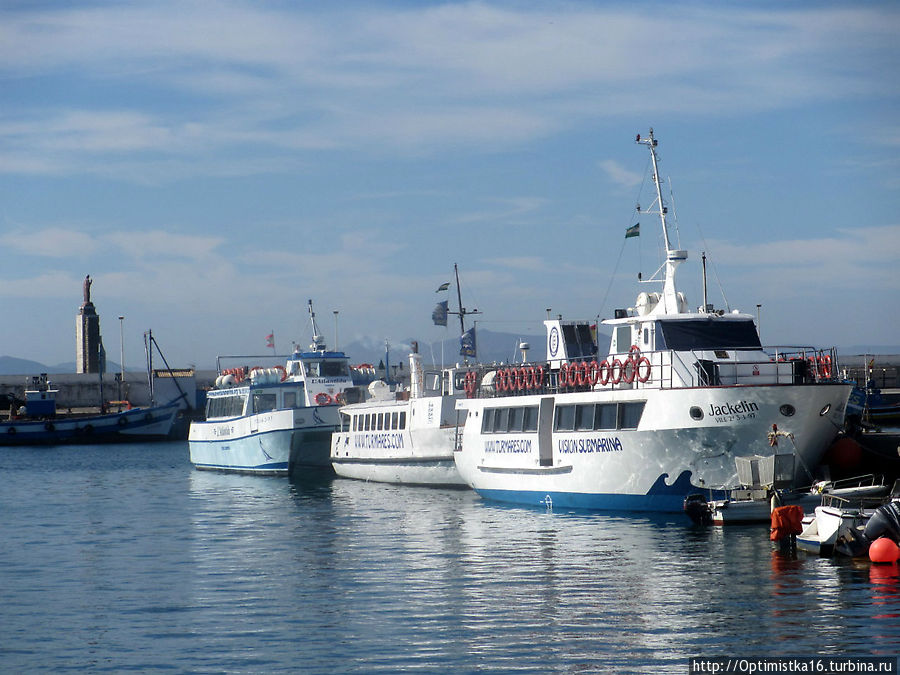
left=1, top=442, right=898, bottom=673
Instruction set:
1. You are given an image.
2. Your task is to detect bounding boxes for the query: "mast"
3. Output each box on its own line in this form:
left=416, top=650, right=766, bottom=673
left=454, top=263, right=465, bottom=336
left=636, top=129, right=687, bottom=314
left=307, top=299, right=326, bottom=352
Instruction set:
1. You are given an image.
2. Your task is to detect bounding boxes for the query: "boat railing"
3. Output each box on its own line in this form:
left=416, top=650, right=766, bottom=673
left=455, top=345, right=841, bottom=399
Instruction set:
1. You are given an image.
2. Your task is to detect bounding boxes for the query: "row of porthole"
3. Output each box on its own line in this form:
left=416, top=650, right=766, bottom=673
left=689, top=403, right=833, bottom=421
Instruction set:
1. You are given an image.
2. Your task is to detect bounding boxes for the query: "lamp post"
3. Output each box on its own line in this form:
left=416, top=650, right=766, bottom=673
left=118, top=315, right=125, bottom=401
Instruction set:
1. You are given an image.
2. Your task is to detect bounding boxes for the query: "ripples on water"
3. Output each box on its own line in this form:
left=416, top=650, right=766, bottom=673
left=1, top=442, right=898, bottom=673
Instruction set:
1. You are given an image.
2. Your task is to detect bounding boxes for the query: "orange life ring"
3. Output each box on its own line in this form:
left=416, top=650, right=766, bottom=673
left=464, top=371, right=477, bottom=397
left=532, top=365, right=545, bottom=390
left=622, top=357, right=636, bottom=384
left=819, top=354, right=832, bottom=379
left=515, top=367, right=526, bottom=391
left=637, top=356, right=652, bottom=383
left=629, top=345, right=641, bottom=356
left=498, top=369, right=509, bottom=392
left=573, top=361, right=586, bottom=387
left=524, top=366, right=535, bottom=390
left=559, top=363, right=570, bottom=389
left=334, top=392, right=346, bottom=405
left=610, top=358, right=623, bottom=385
left=315, top=392, right=332, bottom=406
left=274, top=365, right=287, bottom=381
left=599, top=360, right=610, bottom=386
left=586, top=360, right=599, bottom=386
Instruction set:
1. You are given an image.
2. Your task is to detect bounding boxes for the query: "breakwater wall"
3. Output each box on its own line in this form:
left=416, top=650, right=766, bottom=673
left=0, top=371, right=215, bottom=411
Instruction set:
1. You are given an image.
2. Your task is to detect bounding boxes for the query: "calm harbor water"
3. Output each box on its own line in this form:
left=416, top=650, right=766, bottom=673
left=1, top=441, right=898, bottom=673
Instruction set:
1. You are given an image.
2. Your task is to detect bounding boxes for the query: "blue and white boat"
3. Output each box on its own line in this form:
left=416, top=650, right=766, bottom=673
left=189, top=301, right=364, bottom=475
left=452, top=129, right=852, bottom=512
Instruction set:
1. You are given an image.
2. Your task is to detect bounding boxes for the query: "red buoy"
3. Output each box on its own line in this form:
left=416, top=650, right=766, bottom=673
left=822, top=437, right=863, bottom=472
left=869, top=537, right=900, bottom=564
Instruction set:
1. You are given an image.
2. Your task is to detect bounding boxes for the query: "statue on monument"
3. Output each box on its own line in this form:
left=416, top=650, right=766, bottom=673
left=83, top=275, right=92, bottom=305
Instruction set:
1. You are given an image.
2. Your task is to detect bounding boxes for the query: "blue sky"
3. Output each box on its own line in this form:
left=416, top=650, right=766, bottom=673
left=1, top=1, right=898, bottom=368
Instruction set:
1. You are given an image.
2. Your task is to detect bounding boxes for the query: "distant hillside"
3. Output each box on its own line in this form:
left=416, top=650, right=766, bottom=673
left=0, top=356, right=110, bottom=376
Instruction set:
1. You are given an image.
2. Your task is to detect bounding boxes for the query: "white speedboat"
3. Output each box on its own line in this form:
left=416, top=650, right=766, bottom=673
left=189, top=301, right=364, bottom=475
left=330, top=349, right=466, bottom=486
left=453, top=129, right=852, bottom=513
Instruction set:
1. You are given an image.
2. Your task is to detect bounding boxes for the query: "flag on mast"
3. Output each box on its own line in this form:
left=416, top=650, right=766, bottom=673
left=436, top=282, right=450, bottom=292
left=432, top=300, right=448, bottom=326
left=460, top=327, right=476, bottom=357
left=625, top=223, right=640, bottom=238
left=266, top=332, right=275, bottom=350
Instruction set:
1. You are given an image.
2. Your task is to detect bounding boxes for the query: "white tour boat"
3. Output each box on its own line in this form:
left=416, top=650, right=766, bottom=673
left=453, top=129, right=852, bottom=512
left=330, top=347, right=467, bottom=486
left=189, top=301, right=364, bottom=475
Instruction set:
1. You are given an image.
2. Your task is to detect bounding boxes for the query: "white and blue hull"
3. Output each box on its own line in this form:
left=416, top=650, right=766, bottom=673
left=455, top=383, right=851, bottom=513
left=189, top=407, right=338, bottom=475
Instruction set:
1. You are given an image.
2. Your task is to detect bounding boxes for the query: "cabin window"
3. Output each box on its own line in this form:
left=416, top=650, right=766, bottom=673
left=619, top=402, right=645, bottom=429
left=553, top=402, right=644, bottom=431
left=523, top=406, right=539, bottom=432
left=596, top=404, right=617, bottom=430
left=658, top=319, right=761, bottom=351
left=207, top=394, right=246, bottom=418
left=508, top=407, right=525, bottom=432
left=494, top=408, right=509, bottom=432
left=399, top=412, right=407, bottom=430
left=574, top=404, right=594, bottom=431
left=252, top=393, right=277, bottom=414
left=391, top=412, right=399, bottom=430
left=614, top=326, right=631, bottom=354
left=376, top=413, right=383, bottom=430
left=555, top=405, right=575, bottom=432
left=364, top=415, right=371, bottom=431
left=283, top=391, right=297, bottom=409
left=481, top=408, right=495, bottom=433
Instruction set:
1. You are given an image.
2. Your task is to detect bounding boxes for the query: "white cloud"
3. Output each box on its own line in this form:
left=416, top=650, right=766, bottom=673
left=0, top=228, right=97, bottom=258
left=1, top=3, right=897, bottom=180
left=599, top=160, right=642, bottom=189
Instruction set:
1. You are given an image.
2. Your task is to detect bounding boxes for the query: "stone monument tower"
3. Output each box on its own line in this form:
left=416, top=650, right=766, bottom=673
left=76, top=275, right=101, bottom=373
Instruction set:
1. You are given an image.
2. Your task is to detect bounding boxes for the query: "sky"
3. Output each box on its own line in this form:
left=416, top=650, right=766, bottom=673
left=1, top=0, right=899, bottom=369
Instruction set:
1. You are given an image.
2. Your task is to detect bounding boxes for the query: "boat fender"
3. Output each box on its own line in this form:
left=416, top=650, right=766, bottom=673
left=118, top=416, right=128, bottom=427
left=598, top=360, right=610, bottom=386
left=84, top=424, right=94, bottom=434
left=44, top=422, right=55, bottom=432
left=637, top=356, right=652, bottom=383
left=869, top=537, right=900, bottom=564
left=864, top=502, right=900, bottom=543
left=7, top=426, right=15, bottom=435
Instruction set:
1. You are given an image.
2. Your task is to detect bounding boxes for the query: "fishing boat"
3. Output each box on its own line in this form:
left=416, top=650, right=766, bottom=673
left=189, top=301, right=365, bottom=475
left=452, top=129, right=852, bottom=513
left=0, top=373, right=179, bottom=445
left=330, top=266, right=477, bottom=486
